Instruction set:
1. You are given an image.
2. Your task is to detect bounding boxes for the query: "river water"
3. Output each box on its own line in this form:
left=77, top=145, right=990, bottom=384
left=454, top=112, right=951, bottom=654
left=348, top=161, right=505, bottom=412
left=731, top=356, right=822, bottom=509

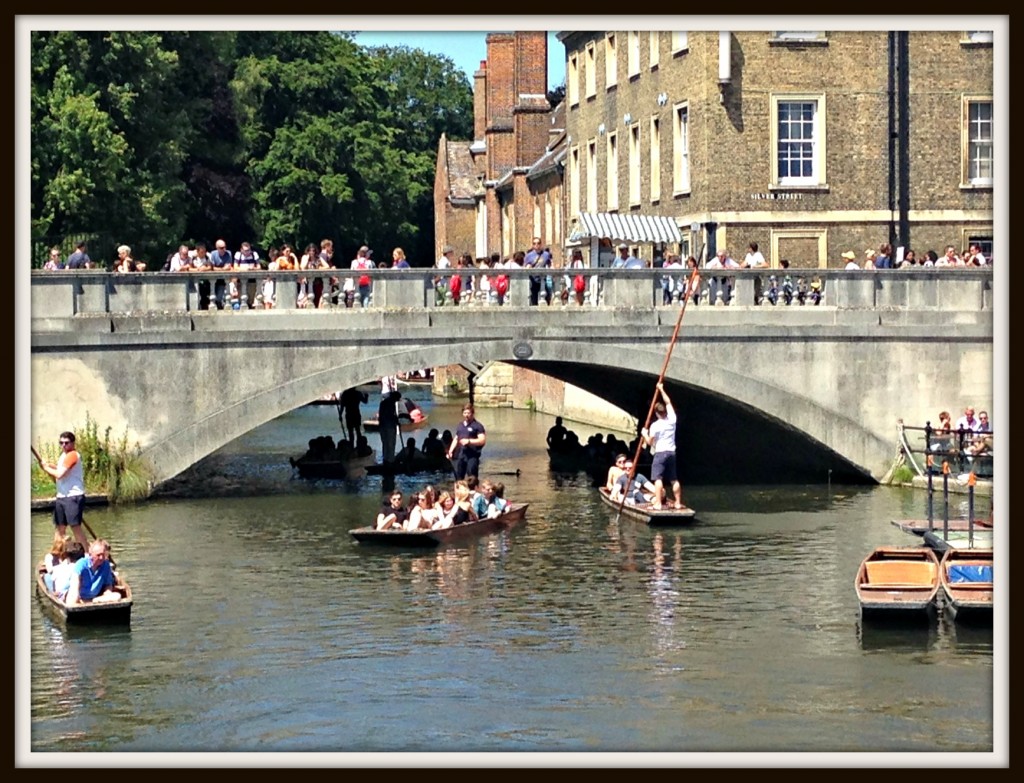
left=21, top=388, right=1004, bottom=765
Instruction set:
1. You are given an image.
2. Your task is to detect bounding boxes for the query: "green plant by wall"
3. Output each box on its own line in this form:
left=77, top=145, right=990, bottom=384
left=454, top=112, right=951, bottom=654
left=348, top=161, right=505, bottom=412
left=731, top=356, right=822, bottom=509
left=524, top=397, right=537, bottom=412
left=888, top=463, right=916, bottom=485
left=31, top=413, right=154, bottom=503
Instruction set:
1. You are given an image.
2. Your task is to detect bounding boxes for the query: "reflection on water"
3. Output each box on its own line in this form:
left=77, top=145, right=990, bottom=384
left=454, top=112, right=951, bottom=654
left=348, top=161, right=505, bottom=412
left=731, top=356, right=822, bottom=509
left=27, top=405, right=997, bottom=757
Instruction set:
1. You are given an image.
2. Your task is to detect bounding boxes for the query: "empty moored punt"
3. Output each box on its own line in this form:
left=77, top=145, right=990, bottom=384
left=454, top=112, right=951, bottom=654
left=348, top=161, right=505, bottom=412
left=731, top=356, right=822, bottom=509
left=939, top=547, right=993, bottom=622
left=35, top=562, right=133, bottom=627
left=854, top=546, right=939, bottom=617
left=350, top=502, right=528, bottom=547
left=597, top=487, right=696, bottom=525
left=890, top=517, right=991, bottom=536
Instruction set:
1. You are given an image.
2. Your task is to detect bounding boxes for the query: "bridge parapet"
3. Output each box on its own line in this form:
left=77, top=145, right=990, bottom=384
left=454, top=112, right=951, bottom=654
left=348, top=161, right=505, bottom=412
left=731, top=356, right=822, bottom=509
left=30, top=268, right=993, bottom=319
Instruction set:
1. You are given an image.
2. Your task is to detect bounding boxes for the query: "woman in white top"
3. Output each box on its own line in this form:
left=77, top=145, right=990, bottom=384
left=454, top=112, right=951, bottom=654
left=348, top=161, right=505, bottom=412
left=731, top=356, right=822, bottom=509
left=405, top=486, right=441, bottom=530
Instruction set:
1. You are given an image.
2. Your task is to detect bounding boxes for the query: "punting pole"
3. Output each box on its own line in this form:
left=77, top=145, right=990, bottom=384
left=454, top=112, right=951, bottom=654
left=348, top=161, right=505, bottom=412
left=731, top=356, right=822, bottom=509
left=942, top=460, right=950, bottom=542
left=967, top=471, right=976, bottom=548
left=926, top=455, right=934, bottom=529
left=615, top=266, right=700, bottom=524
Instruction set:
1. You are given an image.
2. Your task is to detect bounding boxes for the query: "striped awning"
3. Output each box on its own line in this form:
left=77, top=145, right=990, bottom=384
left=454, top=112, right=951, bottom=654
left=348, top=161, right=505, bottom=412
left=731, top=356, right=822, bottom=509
left=569, top=212, right=682, bottom=244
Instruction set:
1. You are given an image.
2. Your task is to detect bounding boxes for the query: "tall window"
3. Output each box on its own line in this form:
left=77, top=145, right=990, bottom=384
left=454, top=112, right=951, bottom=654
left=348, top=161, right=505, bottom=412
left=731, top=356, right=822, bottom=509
left=606, top=131, right=619, bottom=210
left=605, top=33, right=617, bottom=88
left=628, top=31, right=640, bottom=77
left=671, top=31, right=688, bottom=53
left=628, top=123, right=641, bottom=206
left=649, top=116, right=661, bottom=202
left=649, top=31, right=660, bottom=69
left=569, top=146, right=581, bottom=215
left=772, top=95, right=826, bottom=187
left=587, top=140, right=597, bottom=213
left=964, top=98, right=993, bottom=186
left=585, top=43, right=596, bottom=98
left=568, top=53, right=579, bottom=106
left=673, top=103, right=690, bottom=195
left=534, top=196, right=542, bottom=242
left=544, top=195, right=553, bottom=246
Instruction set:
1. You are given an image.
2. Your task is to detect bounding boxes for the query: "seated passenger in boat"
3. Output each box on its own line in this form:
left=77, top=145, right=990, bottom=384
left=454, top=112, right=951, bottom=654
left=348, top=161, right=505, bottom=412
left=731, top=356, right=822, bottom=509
left=396, top=437, right=419, bottom=467
left=376, top=490, right=409, bottom=530
left=66, top=540, right=121, bottom=605
left=405, top=486, right=440, bottom=530
left=44, top=540, right=83, bottom=596
left=422, top=429, right=445, bottom=461
left=44, top=536, right=67, bottom=573
left=433, top=481, right=478, bottom=529
left=474, top=479, right=508, bottom=518
left=605, top=453, right=629, bottom=495
left=611, top=460, right=657, bottom=505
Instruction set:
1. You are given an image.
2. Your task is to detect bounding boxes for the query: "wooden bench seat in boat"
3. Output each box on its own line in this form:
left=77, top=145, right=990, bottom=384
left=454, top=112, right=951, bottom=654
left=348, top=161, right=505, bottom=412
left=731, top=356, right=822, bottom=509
left=862, top=560, right=938, bottom=589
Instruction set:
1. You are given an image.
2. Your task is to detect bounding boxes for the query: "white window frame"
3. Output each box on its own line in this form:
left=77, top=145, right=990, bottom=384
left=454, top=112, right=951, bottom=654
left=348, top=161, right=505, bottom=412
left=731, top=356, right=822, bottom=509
left=569, top=145, right=581, bottom=216
left=671, top=31, right=688, bottom=54
left=586, top=139, right=597, bottom=213
left=606, top=130, right=619, bottom=211
left=568, top=52, right=579, bottom=107
left=628, top=122, right=641, bottom=207
left=771, top=93, right=826, bottom=188
left=649, top=116, right=661, bottom=203
left=964, top=30, right=993, bottom=44
left=627, top=31, right=640, bottom=78
left=773, top=31, right=826, bottom=41
left=962, top=96, right=993, bottom=188
left=649, top=31, right=660, bottom=69
left=672, top=102, right=690, bottom=196
left=585, top=42, right=596, bottom=98
left=475, top=199, right=487, bottom=260
left=605, top=33, right=617, bottom=89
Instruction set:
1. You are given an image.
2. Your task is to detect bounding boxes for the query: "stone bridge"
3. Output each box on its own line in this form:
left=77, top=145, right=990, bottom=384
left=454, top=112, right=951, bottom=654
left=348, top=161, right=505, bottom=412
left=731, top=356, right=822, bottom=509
left=29, top=268, right=994, bottom=487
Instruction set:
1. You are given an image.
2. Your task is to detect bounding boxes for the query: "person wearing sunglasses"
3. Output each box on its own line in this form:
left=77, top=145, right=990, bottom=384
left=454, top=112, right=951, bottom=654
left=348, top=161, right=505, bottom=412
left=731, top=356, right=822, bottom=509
left=37, top=431, right=89, bottom=548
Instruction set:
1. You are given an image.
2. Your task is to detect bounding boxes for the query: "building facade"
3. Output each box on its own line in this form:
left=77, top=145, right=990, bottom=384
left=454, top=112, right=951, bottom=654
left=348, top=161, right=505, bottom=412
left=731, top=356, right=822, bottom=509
left=557, top=29, right=994, bottom=268
left=434, top=31, right=567, bottom=266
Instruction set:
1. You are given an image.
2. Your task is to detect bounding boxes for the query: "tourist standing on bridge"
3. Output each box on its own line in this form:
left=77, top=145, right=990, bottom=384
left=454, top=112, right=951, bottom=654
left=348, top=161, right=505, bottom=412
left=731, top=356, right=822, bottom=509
left=449, top=404, right=486, bottom=480
left=641, top=382, right=684, bottom=510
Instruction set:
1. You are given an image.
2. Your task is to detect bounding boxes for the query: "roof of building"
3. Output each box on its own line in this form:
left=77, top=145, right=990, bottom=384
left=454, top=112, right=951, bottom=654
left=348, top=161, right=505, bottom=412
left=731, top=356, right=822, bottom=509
left=445, top=138, right=481, bottom=200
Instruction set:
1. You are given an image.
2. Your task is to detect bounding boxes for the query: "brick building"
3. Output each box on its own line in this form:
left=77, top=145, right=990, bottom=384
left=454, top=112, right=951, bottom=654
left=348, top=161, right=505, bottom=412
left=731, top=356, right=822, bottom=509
left=434, top=31, right=567, bottom=266
left=557, top=29, right=995, bottom=268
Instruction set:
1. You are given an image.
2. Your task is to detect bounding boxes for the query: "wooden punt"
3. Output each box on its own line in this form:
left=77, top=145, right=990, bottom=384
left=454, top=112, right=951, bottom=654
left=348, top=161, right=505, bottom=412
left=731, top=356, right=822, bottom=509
left=289, top=449, right=376, bottom=480
left=890, top=517, right=991, bottom=536
left=854, top=546, right=940, bottom=617
left=597, top=487, right=696, bottom=525
left=35, top=562, right=132, bottom=627
left=363, top=413, right=429, bottom=432
left=350, top=502, right=528, bottom=547
left=922, top=528, right=994, bottom=554
left=939, top=547, right=993, bottom=622
left=365, top=455, right=454, bottom=476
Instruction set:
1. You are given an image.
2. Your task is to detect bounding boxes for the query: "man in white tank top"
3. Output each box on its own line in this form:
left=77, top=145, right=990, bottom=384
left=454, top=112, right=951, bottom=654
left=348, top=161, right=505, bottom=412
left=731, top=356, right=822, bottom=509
left=39, top=431, right=89, bottom=547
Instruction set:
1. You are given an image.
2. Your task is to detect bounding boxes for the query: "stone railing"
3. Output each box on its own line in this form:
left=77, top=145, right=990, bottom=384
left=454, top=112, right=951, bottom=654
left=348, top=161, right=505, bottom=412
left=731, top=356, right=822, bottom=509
left=29, top=267, right=994, bottom=318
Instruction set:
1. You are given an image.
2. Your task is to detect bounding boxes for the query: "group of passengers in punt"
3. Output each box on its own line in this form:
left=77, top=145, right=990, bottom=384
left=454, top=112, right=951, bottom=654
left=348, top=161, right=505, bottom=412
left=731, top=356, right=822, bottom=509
left=375, top=477, right=508, bottom=532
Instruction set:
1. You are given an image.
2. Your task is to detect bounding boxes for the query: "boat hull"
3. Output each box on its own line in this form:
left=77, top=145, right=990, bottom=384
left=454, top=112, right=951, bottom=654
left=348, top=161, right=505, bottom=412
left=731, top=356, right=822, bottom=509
left=940, top=548, right=993, bottom=622
left=351, top=503, right=528, bottom=547
left=854, top=546, right=940, bottom=617
left=35, top=565, right=132, bottom=627
left=597, top=487, right=696, bottom=525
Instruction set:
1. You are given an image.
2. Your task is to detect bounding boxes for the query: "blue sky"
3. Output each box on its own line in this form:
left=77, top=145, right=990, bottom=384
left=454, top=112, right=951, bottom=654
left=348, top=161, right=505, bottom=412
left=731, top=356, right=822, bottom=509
left=351, top=30, right=565, bottom=91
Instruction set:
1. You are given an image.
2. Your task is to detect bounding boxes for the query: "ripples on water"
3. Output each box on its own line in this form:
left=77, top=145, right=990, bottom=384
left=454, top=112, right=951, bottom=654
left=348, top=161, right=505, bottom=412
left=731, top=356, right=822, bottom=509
left=27, top=402, right=997, bottom=758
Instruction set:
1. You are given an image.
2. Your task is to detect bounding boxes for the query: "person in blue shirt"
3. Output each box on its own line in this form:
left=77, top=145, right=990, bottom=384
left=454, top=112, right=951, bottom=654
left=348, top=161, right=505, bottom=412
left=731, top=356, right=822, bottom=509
left=524, top=237, right=551, bottom=306
left=65, top=241, right=91, bottom=269
left=66, top=540, right=119, bottom=605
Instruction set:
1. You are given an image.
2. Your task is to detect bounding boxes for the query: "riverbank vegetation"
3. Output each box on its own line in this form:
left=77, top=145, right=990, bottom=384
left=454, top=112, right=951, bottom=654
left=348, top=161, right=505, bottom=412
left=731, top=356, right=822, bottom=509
left=31, top=415, right=153, bottom=503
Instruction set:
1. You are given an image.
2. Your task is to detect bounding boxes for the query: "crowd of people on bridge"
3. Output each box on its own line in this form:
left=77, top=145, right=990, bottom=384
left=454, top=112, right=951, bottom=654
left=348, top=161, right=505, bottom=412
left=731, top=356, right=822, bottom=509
left=37, top=233, right=991, bottom=311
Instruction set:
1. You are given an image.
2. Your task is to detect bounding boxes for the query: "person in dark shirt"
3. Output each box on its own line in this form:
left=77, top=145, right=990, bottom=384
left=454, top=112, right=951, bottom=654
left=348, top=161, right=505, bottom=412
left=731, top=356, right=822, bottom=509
left=376, top=490, right=409, bottom=530
left=65, top=241, right=91, bottom=269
